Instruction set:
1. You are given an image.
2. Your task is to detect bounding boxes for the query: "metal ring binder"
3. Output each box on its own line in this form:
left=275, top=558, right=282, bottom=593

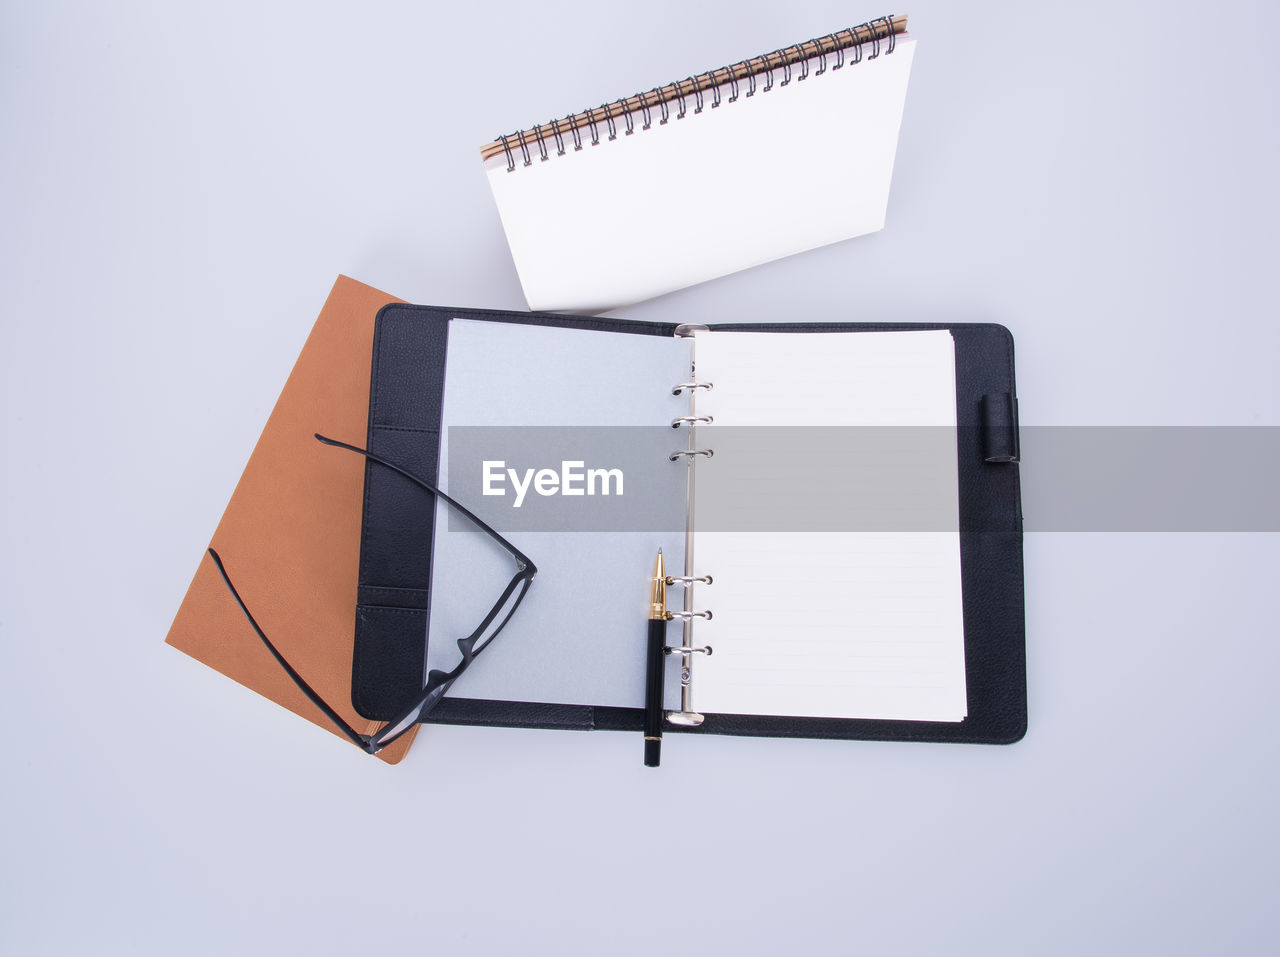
left=668, top=609, right=713, bottom=621
left=671, top=415, right=714, bottom=428
left=483, top=15, right=907, bottom=169
left=664, top=324, right=721, bottom=727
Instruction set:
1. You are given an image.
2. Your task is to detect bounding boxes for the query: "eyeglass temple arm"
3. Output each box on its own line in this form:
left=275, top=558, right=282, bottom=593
left=314, top=433, right=536, bottom=575
left=364, top=567, right=532, bottom=749
left=206, top=548, right=380, bottom=754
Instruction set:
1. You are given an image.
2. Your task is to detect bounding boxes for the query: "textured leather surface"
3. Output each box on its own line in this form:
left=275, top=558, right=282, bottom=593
left=354, top=309, right=1026, bottom=744
left=166, top=276, right=418, bottom=763
left=351, top=312, right=448, bottom=720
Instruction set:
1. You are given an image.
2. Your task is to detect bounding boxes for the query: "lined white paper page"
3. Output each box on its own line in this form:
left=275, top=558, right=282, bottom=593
left=485, top=37, right=915, bottom=313
left=689, top=329, right=967, bottom=721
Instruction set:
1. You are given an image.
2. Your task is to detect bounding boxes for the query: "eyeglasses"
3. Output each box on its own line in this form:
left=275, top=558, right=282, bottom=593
left=208, top=433, right=537, bottom=755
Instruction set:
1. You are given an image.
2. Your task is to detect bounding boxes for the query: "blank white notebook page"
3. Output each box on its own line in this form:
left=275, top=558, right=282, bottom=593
left=485, top=37, right=916, bottom=313
left=690, top=329, right=967, bottom=722
left=426, top=319, right=689, bottom=709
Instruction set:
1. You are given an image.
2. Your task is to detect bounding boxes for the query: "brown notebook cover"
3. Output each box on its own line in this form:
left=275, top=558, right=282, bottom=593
left=166, top=275, right=416, bottom=763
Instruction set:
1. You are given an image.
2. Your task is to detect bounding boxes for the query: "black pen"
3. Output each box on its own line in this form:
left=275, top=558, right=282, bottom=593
left=644, top=549, right=668, bottom=767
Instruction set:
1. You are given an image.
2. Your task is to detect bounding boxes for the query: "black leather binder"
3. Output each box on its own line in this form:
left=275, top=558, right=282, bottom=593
left=352, top=304, right=1026, bottom=745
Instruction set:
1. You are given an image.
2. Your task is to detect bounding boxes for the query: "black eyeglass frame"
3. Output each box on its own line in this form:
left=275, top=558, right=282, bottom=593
left=208, top=433, right=537, bottom=755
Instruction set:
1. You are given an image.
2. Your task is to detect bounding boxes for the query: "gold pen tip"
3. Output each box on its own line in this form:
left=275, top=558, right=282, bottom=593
left=650, top=550, right=667, bottom=617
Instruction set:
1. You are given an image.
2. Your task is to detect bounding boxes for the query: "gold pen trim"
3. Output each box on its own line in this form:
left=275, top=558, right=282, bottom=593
left=649, top=550, right=667, bottom=620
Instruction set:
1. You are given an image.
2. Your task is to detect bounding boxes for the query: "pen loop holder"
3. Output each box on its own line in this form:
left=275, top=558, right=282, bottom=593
left=665, top=324, right=715, bottom=727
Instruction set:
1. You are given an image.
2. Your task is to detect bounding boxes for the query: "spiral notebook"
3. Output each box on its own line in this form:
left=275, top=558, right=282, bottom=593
left=482, top=15, right=915, bottom=312
left=352, top=302, right=1026, bottom=747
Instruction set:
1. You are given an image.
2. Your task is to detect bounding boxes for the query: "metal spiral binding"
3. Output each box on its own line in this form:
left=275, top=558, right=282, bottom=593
left=484, top=14, right=907, bottom=171
left=664, top=322, right=715, bottom=726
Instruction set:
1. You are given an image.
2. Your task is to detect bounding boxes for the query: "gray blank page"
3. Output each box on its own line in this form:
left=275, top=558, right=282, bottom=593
left=426, top=318, right=690, bottom=709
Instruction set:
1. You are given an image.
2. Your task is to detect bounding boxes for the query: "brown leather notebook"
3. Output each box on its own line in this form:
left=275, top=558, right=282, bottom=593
left=165, top=275, right=416, bottom=763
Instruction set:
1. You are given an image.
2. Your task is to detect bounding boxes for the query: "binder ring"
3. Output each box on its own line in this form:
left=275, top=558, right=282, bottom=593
left=689, top=74, right=705, bottom=113
left=833, top=29, right=854, bottom=69
left=669, top=449, right=713, bottom=461
left=515, top=129, right=533, bottom=167
left=781, top=46, right=802, bottom=85
left=710, top=69, right=722, bottom=108
left=602, top=102, right=617, bottom=140
left=499, top=134, right=515, bottom=172
left=568, top=114, right=583, bottom=151
left=881, top=15, right=897, bottom=54
left=671, top=415, right=714, bottom=428
left=672, top=381, right=713, bottom=394
left=665, top=575, right=713, bottom=586
left=550, top=118, right=566, bottom=156
left=797, top=43, right=813, bottom=80
left=842, top=26, right=863, bottom=66
left=667, top=610, right=713, bottom=621
left=638, top=89, right=653, bottom=130
left=665, top=644, right=713, bottom=656
left=532, top=124, right=549, bottom=161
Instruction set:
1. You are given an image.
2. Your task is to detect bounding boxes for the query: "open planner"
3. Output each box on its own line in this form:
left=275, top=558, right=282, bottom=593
left=352, top=304, right=1026, bottom=746
left=482, top=15, right=916, bottom=312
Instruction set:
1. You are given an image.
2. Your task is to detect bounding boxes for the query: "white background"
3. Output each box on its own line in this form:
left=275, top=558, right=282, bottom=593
left=2, top=1, right=1278, bottom=954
